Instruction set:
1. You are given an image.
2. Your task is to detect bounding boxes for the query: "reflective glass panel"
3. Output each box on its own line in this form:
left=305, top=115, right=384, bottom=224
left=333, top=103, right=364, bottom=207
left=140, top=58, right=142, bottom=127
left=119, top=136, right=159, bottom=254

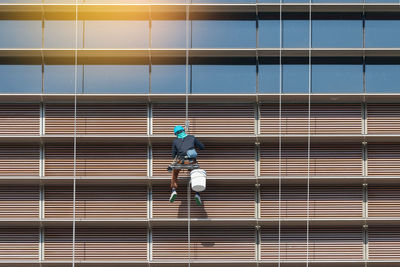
left=283, top=20, right=309, bottom=48
left=151, top=20, right=187, bottom=48
left=45, top=21, right=83, bottom=48
left=192, top=65, right=256, bottom=93
left=312, top=20, right=362, bottom=48
left=44, top=65, right=83, bottom=94
left=312, top=64, right=363, bottom=93
left=282, top=64, right=309, bottom=93
left=366, top=64, right=400, bottom=93
left=365, top=20, right=400, bottom=48
left=0, top=65, right=42, bottom=93
left=151, top=65, right=186, bottom=94
left=192, top=20, right=256, bottom=48
left=259, top=64, right=280, bottom=93
left=193, top=0, right=255, bottom=2
left=85, top=21, right=149, bottom=48
left=0, top=20, right=41, bottom=48
left=84, top=65, right=149, bottom=94
left=258, top=20, right=280, bottom=48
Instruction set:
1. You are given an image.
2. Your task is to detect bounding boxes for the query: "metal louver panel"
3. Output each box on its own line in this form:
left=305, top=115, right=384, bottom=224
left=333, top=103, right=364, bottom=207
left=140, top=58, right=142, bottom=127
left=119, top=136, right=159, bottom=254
left=0, top=104, right=40, bottom=135
left=45, top=103, right=148, bottom=135
left=261, top=227, right=363, bottom=260
left=0, top=144, right=40, bottom=176
left=0, top=228, right=39, bottom=260
left=368, top=143, right=400, bottom=176
left=152, top=104, right=255, bottom=134
left=260, top=104, right=362, bottom=134
left=45, top=143, right=147, bottom=176
left=152, top=144, right=255, bottom=177
left=44, top=228, right=147, bottom=261
left=369, top=227, right=400, bottom=260
left=0, top=186, right=39, bottom=218
left=260, top=185, right=363, bottom=218
left=152, top=185, right=255, bottom=218
left=152, top=227, right=255, bottom=260
left=369, top=185, right=400, bottom=217
left=44, top=185, right=147, bottom=218
left=367, top=104, right=400, bottom=134
left=260, top=143, right=362, bottom=176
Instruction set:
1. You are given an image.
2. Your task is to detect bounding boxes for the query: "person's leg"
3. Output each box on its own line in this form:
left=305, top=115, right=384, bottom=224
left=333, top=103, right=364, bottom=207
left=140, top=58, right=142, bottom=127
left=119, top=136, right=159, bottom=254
left=169, top=169, right=180, bottom=203
left=194, top=192, right=202, bottom=206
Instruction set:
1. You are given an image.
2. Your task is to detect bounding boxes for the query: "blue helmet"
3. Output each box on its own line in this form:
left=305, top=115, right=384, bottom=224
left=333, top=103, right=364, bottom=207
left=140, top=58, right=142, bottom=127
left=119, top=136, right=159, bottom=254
left=174, top=125, right=185, bottom=135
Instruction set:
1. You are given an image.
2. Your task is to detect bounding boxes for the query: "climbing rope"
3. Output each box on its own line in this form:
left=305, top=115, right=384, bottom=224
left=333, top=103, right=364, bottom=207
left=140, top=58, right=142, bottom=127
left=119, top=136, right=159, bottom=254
left=72, top=1, right=78, bottom=266
left=306, top=2, right=312, bottom=266
left=185, top=1, right=191, bottom=266
left=278, top=1, right=282, bottom=266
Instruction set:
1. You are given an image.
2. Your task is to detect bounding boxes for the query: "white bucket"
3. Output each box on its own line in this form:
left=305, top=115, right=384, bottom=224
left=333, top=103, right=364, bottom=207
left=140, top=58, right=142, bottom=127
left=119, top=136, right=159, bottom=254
left=190, top=169, right=207, bottom=192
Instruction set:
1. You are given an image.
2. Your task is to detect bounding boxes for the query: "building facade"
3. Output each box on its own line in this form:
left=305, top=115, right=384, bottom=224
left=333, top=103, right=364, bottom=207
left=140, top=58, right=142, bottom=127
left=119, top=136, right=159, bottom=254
left=0, top=0, right=400, bottom=266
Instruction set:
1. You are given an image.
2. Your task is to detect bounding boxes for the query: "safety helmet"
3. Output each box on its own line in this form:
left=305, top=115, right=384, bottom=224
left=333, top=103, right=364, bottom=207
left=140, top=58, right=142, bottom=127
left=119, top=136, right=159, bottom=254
left=174, top=125, right=185, bottom=135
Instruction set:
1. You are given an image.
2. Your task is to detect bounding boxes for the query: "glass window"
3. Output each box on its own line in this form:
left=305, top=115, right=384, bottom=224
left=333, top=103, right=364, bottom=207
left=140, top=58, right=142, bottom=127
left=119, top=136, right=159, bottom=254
left=282, top=64, right=309, bottom=93
left=312, top=64, right=363, bottom=93
left=313, top=0, right=361, bottom=3
left=192, top=20, right=256, bottom=48
left=258, top=20, right=280, bottom=48
left=0, top=20, right=41, bottom=48
left=312, top=20, right=362, bottom=48
left=283, top=20, right=309, bottom=48
left=151, top=20, right=187, bottom=48
left=366, top=64, right=400, bottom=93
left=365, top=0, right=397, bottom=2
left=192, top=65, right=256, bottom=93
left=84, top=0, right=148, bottom=2
left=85, top=21, right=149, bottom=48
left=45, top=21, right=83, bottom=48
left=259, top=64, right=280, bottom=93
left=0, top=65, right=42, bottom=93
left=151, top=65, right=186, bottom=94
left=84, top=65, right=149, bottom=94
left=44, top=65, right=83, bottom=94
left=365, top=20, right=400, bottom=48
left=193, top=0, right=254, bottom=2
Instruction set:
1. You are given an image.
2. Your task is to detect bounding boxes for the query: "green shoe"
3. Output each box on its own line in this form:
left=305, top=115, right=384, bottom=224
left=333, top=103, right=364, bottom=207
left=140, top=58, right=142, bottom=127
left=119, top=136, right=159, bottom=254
left=169, top=190, right=177, bottom=203
left=195, top=193, right=202, bottom=206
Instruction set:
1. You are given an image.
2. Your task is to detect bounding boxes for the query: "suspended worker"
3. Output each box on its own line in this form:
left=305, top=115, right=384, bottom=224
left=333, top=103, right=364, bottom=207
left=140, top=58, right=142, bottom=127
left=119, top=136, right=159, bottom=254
left=169, top=125, right=205, bottom=205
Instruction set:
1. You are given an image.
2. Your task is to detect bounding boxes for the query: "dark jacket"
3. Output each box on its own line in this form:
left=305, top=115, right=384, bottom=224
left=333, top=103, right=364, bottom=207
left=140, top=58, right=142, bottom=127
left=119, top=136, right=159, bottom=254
left=172, top=135, right=205, bottom=159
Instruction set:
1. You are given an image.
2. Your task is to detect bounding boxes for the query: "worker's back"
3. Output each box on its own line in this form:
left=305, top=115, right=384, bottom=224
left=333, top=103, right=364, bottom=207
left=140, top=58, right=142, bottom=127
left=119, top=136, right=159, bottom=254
left=172, top=134, right=205, bottom=159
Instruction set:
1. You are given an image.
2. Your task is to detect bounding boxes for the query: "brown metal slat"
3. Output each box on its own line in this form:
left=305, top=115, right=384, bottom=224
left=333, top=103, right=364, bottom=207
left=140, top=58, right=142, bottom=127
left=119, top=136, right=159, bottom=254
left=152, top=184, right=255, bottom=218
left=0, top=185, right=39, bottom=218
left=0, top=104, right=40, bottom=135
left=260, top=185, right=363, bottom=218
left=44, top=185, right=147, bottom=219
left=45, top=103, right=147, bottom=135
left=0, top=228, right=39, bottom=260
left=0, top=144, right=40, bottom=176
left=152, top=103, right=255, bottom=134
left=152, top=143, right=255, bottom=177
left=367, top=104, right=400, bottom=134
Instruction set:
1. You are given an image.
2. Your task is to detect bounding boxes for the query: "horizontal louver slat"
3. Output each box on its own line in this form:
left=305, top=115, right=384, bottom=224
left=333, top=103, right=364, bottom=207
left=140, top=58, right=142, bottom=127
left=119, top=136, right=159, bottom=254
left=368, top=143, right=400, bottom=176
left=0, top=104, right=40, bottom=135
left=152, top=227, right=255, bottom=260
left=369, top=227, right=400, bottom=260
left=260, top=104, right=362, bottom=134
left=152, top=104, right=255, bottom=134
left=44, top=185, right=147, bottom=218
left=45, top=104, right=147, bottom=135
left=0, top=229, right=39, bottom=260
left=261, top=227, right=363, bottom=260
left=260, top=185, right=363, bottom=218
left=152, top=144, right=255, bottom=177
left=45, top=143, right=147, bottom=176
left=368, top=186, right=400, bottom=217
left=152, top=185, right=255, bottom=218
left=0, top=186, right=39, bottom=218
left=367, top=104, right=400, bottom=134
left=0, top=144, right=40, bottom=176
left=44, top=228, right=147, bottom=261
left=260, top=143, right=362, bottom=176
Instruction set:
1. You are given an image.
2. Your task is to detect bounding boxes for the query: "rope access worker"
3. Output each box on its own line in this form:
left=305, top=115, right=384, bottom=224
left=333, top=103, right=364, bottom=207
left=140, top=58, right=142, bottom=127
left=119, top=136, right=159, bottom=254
left=169, top=125, right=205, bottom=205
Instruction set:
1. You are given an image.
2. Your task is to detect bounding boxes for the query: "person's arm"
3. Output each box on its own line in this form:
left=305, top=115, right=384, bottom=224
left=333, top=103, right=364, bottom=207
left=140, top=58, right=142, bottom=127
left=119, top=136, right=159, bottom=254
left=194, top=137, right=205, bottom=150
left=172, top=141, right=177, bottom=158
